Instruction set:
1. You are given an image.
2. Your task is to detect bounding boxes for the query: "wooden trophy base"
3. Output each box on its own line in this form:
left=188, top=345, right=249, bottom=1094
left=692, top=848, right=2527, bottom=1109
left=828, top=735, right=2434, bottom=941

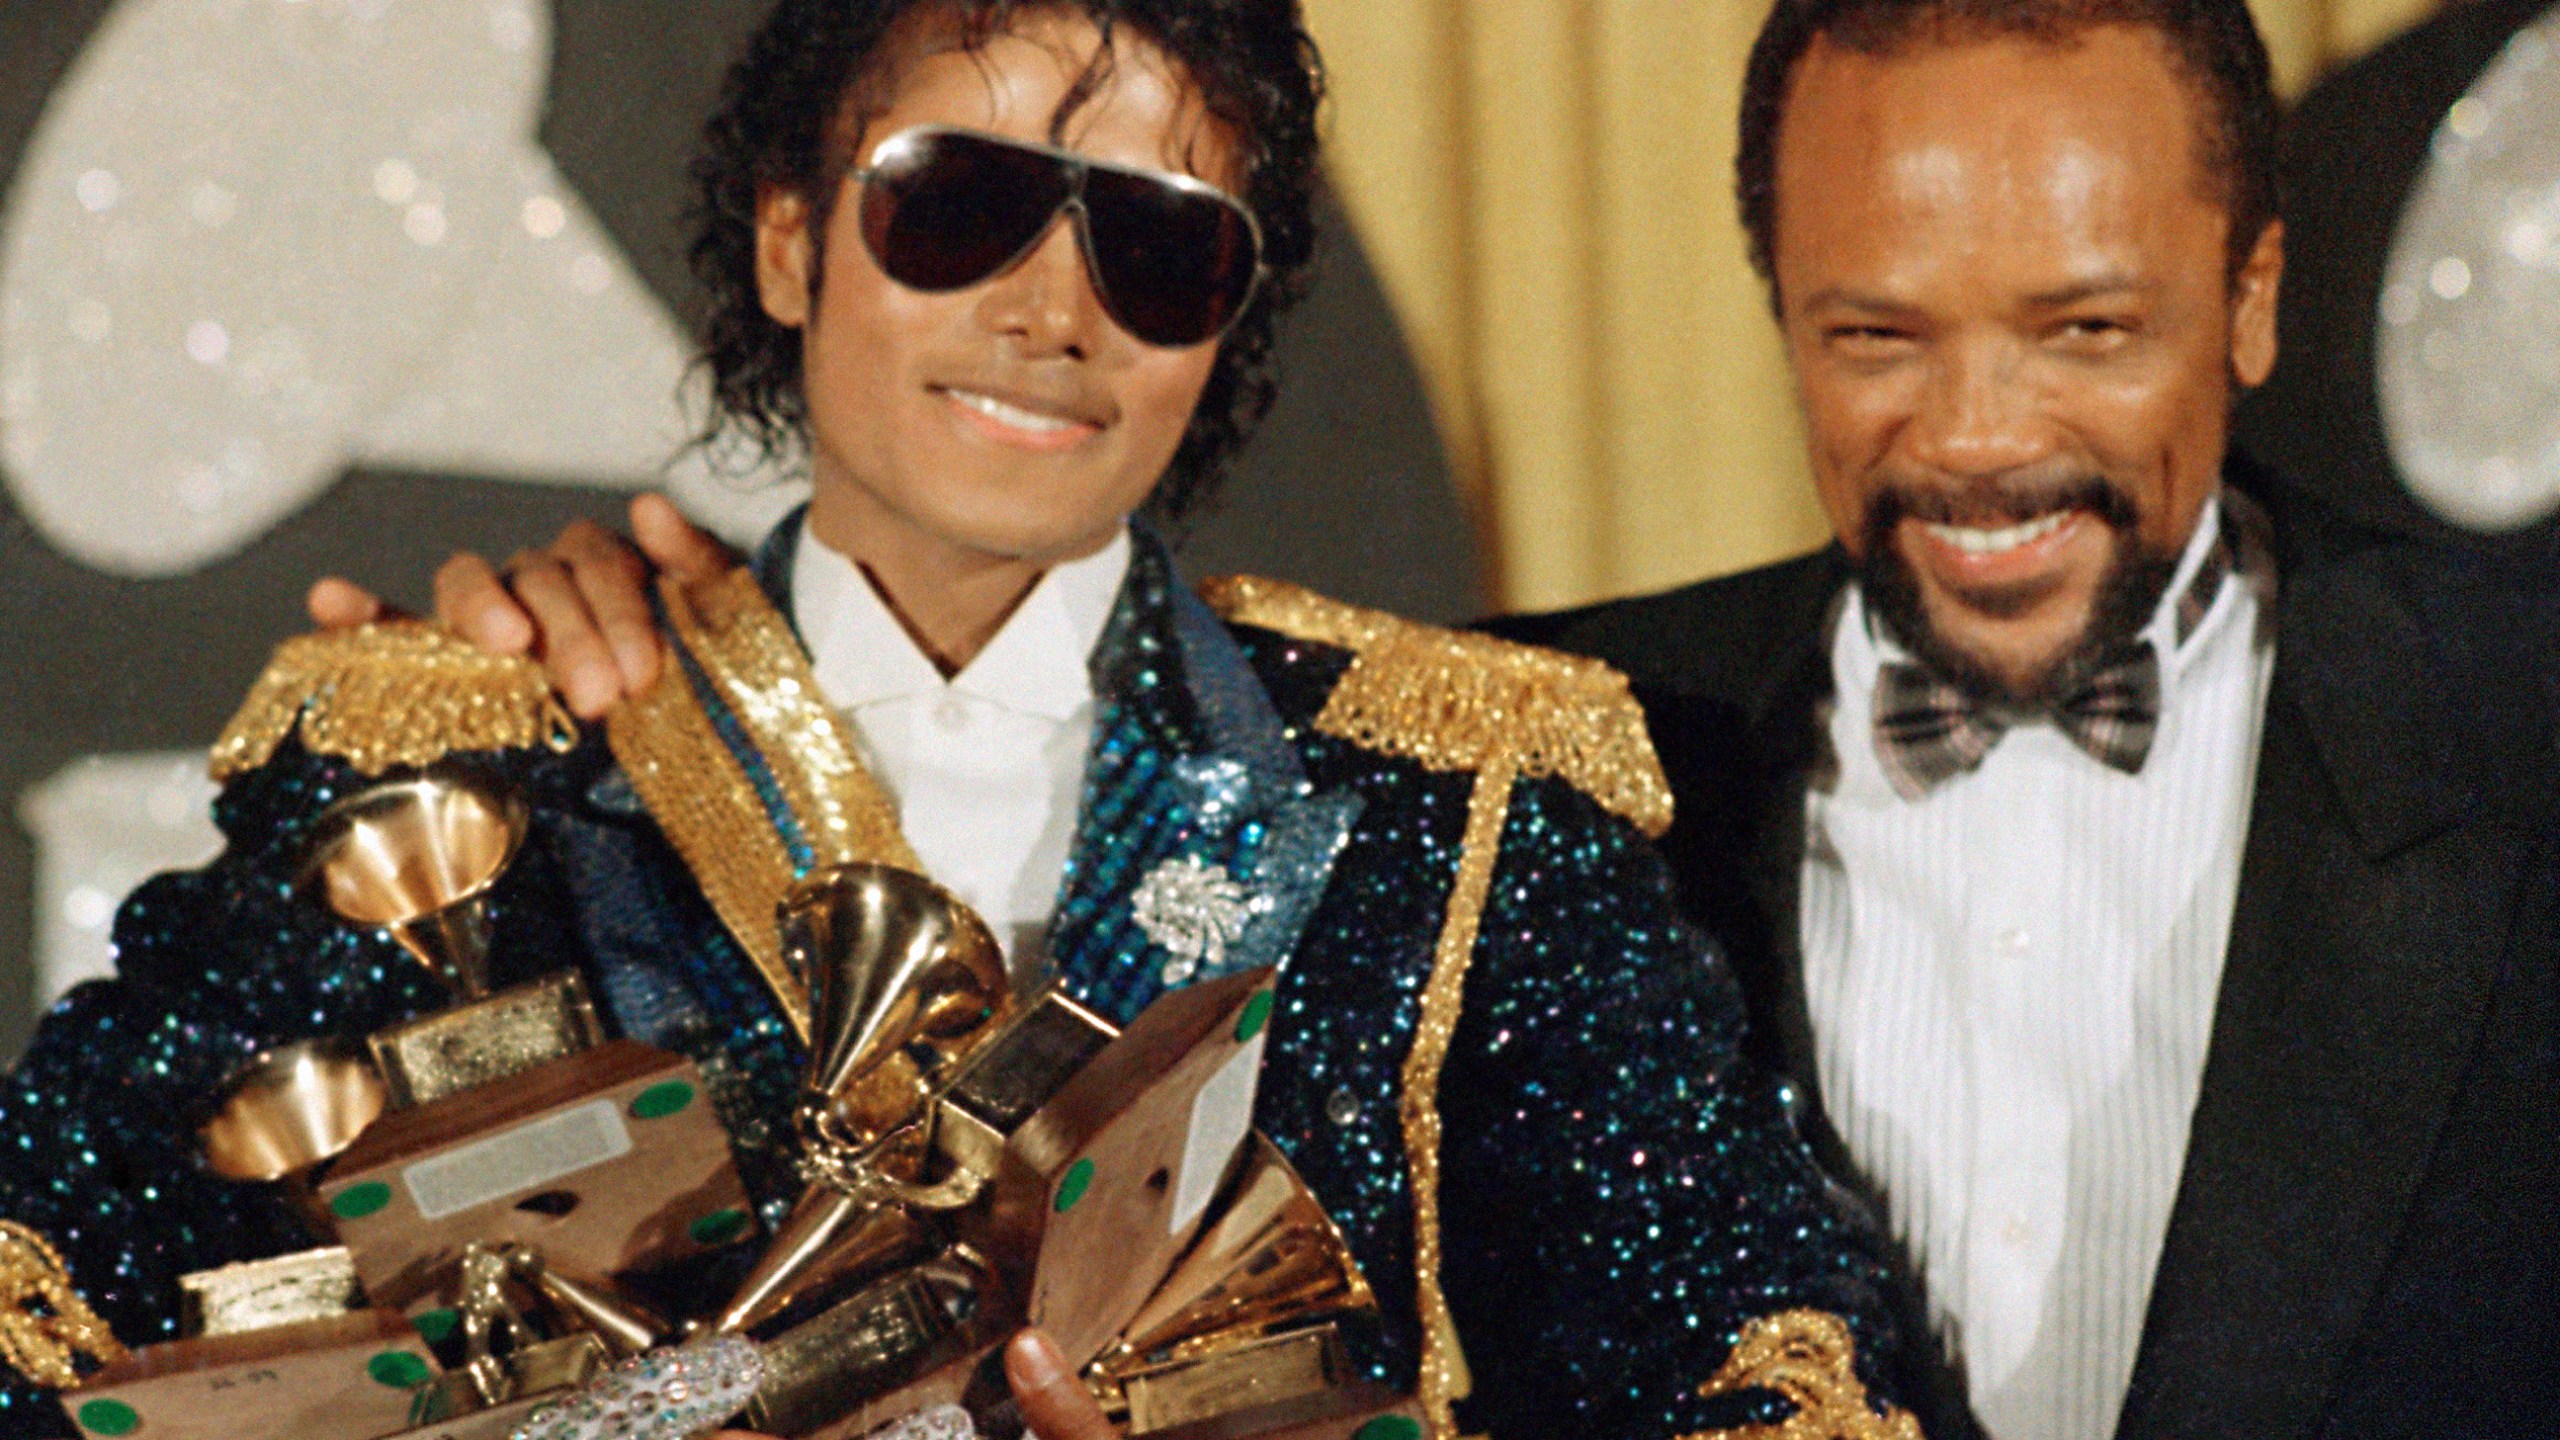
left=61, top=1310, right=439, bottom=1440
left=317, top=1040, right=753, bottom=1306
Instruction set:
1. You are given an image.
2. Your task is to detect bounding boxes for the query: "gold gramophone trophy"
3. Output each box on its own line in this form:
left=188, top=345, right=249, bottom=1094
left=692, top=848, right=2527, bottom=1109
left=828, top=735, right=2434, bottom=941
left=378, top=1240, right=679, bottom=1440
left=285, top=768, right=753, bottom=1309
left=693, top=862, right=1382, bottom=1440
left=61, top=1242, right=448, bottom=1440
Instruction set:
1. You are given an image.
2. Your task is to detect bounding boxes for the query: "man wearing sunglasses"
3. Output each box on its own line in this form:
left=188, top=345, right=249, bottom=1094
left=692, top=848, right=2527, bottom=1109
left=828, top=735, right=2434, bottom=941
left=340, top=0, right=2560, bottom=1437
left=0, top=4, right=1920, bottom=1439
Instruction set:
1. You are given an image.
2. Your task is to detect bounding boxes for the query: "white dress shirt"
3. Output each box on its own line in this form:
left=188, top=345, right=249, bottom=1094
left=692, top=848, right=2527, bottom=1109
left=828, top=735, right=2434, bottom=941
left=792, top=527, right=1130, bottom=968
left=1801, top=503, right=2275, bottom=1439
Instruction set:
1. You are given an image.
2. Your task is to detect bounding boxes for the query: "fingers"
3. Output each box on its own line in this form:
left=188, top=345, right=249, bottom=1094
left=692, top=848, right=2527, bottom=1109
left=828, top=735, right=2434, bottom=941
left=306, top=575, right=388, bottom=630
left=432, top=552, right=536, bottom=655
left=1006, top=1330, right=1116, bottom=1440
left=553, top=519, right=667, bottom=699
left=501, top=544, right=631, bottom=720
left=631, top=492, right=737, bottom=582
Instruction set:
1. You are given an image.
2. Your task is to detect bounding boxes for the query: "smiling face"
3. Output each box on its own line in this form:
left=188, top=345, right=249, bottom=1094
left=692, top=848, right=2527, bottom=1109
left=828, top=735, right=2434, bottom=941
left=1772, top=24, right=2281, bottom=701
left=757, top=8, right=1237, bottom=578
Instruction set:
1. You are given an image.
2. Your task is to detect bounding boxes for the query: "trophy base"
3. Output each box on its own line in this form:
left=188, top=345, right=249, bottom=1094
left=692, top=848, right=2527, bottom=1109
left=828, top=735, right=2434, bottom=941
left=60, top=1310, right=440, bottom=1440
left=317, top=1039, right=754, bottom=1307
left=369, top=972, right=609, bottom=1108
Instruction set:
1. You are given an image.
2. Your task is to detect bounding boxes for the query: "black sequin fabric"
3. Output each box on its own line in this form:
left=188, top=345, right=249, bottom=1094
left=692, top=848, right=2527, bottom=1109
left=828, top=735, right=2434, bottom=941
left=0, top=532, right=1902, bottom=1438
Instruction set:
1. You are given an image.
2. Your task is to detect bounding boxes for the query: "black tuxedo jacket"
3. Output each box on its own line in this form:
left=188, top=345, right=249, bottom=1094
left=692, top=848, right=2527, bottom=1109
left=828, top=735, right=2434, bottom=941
left=1491, top=468, right=2560, bottom=1439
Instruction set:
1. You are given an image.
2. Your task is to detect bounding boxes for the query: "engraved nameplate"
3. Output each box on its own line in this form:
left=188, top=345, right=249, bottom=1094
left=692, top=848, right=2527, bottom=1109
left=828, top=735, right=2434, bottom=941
left=370, top=972, right=605, bottom=1108
left=179, top=1246, right=361, bottom=1338
left=401, top=1099, right=632, bottom=1220
left=1120, top=1326, right=1348, bottom=1435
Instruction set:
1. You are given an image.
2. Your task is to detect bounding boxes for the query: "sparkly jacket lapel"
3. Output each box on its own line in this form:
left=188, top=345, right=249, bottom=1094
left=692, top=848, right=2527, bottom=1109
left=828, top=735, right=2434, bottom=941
left=747, top=513, right=1358, bottom=1027
left=1044, top=529, right=1361, bottom=1024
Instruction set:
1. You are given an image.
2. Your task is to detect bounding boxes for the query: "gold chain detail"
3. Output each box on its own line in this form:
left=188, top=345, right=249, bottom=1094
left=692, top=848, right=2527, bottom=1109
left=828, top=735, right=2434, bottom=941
left=0, top=1221, right=124, bottom=1390
left=608, top=569, right=923, bottom=1040
left=209, top=622, right=577, bottom=782
left=1681, top=1310, right=1922, bottom=1440
left=1197, top=576, right=1671, bottom=836
left=1396, top=760, right=1515, bottom=1439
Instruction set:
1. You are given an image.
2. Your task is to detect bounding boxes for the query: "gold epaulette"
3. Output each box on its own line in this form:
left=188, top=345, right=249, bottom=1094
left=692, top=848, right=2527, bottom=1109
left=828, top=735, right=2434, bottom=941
left=0, top=1220, right=124, bottom=1389
left=1198, top=575, right=1672, bottom=837
left=1684, top=1309, right=1922, bottom=1440
left=208, top=622, right=578, bottom=782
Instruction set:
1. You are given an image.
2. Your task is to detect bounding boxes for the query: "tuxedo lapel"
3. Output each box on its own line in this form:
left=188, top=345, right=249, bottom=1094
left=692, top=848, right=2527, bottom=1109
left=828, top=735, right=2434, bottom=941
left=2116, top=557, right=2504, bottom=1440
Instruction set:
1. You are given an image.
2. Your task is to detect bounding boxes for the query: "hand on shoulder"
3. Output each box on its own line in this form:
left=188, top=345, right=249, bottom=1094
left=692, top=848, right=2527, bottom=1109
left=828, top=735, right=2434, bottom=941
left=303, top=493, right=731, bottom=718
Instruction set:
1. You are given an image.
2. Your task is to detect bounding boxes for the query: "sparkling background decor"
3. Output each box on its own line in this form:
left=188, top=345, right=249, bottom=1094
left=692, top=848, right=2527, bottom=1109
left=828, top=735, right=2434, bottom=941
left=2376, top=3, right=2560, bottom=532
left=0, top=0, right=1476, bottom=1055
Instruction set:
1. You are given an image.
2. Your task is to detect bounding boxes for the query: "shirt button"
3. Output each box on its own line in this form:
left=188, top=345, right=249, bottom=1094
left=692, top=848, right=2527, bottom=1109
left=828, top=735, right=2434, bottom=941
left=2001, top=927, right=2033, bottom=958
left=932, top=695, right=970, bottom=732
left=1325, top=1086, right=1362, bottom=1127
left=2001, top=1215, right=2034, bottom=1247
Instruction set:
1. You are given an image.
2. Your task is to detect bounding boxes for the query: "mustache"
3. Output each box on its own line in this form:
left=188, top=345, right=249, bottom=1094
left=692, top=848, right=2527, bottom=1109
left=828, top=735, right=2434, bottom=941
left=1862, top=468, right=2141, bottom=535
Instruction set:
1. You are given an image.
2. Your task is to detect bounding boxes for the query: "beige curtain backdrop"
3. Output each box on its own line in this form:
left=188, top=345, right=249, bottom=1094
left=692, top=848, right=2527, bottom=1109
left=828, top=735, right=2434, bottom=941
left=1299, top=0, right=2442, bottom=611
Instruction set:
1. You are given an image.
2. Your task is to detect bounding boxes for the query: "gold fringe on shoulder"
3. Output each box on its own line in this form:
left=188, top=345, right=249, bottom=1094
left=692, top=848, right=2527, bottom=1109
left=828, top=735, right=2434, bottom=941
left=0, top=1220, right=124, bottom=1390
left=209, top=622, right=577, bottom=782
left=1684, top=1310, right=1923, bottom=1440
left=1198, top=575, right=1672, bottom=837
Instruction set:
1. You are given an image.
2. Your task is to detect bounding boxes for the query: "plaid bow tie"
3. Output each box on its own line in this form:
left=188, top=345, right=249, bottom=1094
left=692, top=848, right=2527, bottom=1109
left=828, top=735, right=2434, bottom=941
left=1867, top=506, right=2242, bottom=801
left=1873, top=646, right=2162, bottom=799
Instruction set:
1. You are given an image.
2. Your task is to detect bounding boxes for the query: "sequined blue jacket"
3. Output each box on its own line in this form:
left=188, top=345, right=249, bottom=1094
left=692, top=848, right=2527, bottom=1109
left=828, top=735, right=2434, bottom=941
left=0, top=525, right=1909, bottom=1438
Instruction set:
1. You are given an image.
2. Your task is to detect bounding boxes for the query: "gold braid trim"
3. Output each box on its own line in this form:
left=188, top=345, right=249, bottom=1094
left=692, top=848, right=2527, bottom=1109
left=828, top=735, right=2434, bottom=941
left=1398, top=759, right=1513, bottom=1436
left=1683, top=1310, right=1922, bottom=1440
left=607, top=569, right=921, bottom=1041
left=0, top=1221, right=124, bottom=1390
left=208, top=622, right=577, bottom=782
left=1196, top=575, right=1672, bottom=837
left=1201, top=575, right=1683, bottom=1440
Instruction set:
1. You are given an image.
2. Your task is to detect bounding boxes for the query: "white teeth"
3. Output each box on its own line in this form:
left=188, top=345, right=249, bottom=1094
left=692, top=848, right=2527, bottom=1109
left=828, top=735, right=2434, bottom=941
left=1924, top=510, right=2071, bottom=555
left=946, top=388, right=1079, bottom=434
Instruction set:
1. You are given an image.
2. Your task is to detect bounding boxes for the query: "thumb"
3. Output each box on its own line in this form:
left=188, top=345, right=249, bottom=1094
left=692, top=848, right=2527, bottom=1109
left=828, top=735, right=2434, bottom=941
left=307, top=575, right=398, bottom=630
left=1005, top=1330, right=1115, bottom=1440
left=631, top=493, right=737, bottom=583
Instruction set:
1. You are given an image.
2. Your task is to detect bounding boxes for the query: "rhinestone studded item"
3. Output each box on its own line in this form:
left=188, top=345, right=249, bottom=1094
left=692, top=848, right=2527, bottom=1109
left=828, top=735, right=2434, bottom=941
left=1130, top=855, right=1261, bottom=985
left=507, top=1335, right=765, bottom=1440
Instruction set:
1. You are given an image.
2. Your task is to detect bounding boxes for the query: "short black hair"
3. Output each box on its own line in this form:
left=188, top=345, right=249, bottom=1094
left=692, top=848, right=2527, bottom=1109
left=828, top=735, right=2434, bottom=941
left=1736, top=0, right=2280, bottom=307
left=691, top=0, right=1325, bottom=518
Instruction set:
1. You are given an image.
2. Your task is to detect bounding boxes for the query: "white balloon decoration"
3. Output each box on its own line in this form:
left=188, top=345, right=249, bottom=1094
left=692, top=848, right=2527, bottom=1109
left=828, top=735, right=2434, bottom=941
left=2376, top=5, right=2560, bottom=534
left=0, top=0, right=803, bottom=579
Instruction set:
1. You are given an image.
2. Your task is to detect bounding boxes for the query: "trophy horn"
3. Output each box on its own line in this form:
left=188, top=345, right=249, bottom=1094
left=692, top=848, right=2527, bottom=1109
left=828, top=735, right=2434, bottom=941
left=714, top=866, right=1010, bottom=1339
left=1097, top=1136, right=1377, bottom=1375
left=199, top=1038, right=389, bottom=1182
left=301, top=770, right=527, bottom=1002
left=784, top=863, right=1011, bottom=1147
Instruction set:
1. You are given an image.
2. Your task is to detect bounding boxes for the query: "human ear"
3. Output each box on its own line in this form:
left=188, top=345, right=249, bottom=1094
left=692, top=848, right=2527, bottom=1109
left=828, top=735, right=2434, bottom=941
left=755, top=187, right=816, bottom=329
left=2229, top=219, right=2283, bottom=389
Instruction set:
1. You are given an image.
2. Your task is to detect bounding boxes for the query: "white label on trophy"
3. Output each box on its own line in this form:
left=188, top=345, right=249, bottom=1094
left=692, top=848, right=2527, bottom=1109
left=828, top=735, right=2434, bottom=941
left=1172, top=1030, right=1267, bottom=1233
left=401, top=1100, right=635, bottom=1220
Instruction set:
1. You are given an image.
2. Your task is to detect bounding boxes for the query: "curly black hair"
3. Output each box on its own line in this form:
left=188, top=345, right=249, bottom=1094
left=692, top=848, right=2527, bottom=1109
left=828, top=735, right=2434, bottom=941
left=689, top=0, right=1324, bottom=519
left=1736, top=0, right=2280, bottom=309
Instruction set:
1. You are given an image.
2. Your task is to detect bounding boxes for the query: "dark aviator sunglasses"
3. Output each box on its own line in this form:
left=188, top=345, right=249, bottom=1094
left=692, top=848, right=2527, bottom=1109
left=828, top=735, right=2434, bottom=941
left=850, top=125, right=1268, bottom=349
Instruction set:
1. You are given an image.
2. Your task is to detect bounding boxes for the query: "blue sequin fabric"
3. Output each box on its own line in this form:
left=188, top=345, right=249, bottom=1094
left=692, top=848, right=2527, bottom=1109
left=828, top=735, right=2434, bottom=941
left=0, top=529, right=1902, bottom=1438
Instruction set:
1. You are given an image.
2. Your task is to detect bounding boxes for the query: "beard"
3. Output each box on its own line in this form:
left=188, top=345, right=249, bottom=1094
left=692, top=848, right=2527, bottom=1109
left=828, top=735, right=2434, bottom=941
left=1856, top=469, right=2181, bottom=712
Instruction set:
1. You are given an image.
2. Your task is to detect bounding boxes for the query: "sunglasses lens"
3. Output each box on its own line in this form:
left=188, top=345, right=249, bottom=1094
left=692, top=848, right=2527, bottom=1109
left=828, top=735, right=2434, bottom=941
left=1082, top=168, right=1261, bottom=347
left=860, top=131, right=1070, bottom=291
